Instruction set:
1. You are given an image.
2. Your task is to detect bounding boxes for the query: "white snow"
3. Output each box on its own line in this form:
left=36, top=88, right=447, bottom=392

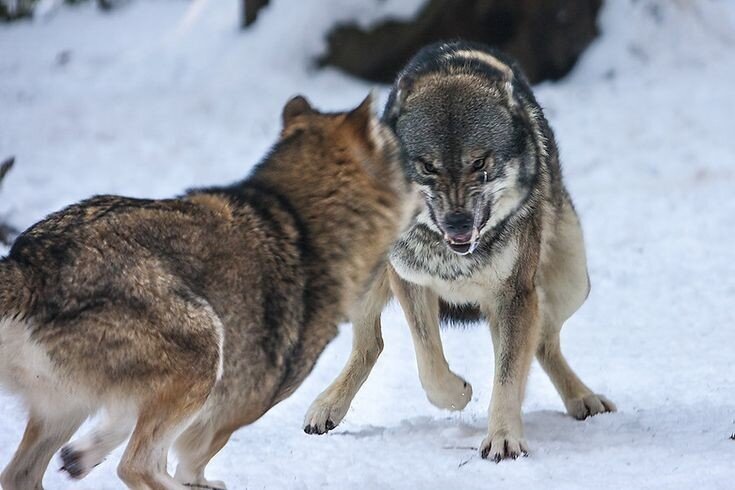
left=1, top=0, right=734, bottom=488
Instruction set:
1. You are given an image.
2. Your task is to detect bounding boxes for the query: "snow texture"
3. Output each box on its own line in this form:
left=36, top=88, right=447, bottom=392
left=0, top=0, right=734, bottom=488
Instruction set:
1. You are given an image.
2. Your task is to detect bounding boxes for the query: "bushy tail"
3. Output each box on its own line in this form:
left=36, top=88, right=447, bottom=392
left=439, top=299, right=484, bottom=327
left=0, top=259, right=32, bottom=320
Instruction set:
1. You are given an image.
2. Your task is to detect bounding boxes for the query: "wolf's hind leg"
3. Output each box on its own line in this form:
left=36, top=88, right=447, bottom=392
left=174, top=419, right=231, bottom=490
left=303, top=266, right=392, bottom=435
left=1, top=407, right=86, bottom=490
left=536, top=328, right=616, bottom=419
left=536, top=200, right=615, bottom=419
left=388, top=266, right=472, bottom=411
left=117, top=384, right=210, bottom=490
left=60, top=404, right=136, bottom=480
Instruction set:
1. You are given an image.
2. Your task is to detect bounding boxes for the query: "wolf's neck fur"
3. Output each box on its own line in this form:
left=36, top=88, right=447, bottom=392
left=232, top=141, right=404, bottom=400
left=248, top=138, right=404, bottom=308
left=247, top=168, right=389, bottom=305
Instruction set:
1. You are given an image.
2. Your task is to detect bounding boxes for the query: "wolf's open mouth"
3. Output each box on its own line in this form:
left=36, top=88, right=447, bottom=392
left=444, top=227, right=480, bottom=256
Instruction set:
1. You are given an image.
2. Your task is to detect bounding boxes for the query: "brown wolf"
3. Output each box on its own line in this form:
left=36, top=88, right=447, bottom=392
left=0, top=94, right=416, bottom=489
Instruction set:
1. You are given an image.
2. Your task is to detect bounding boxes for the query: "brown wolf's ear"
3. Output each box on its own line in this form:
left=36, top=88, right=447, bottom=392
left=343, top=92, right=399, bottom=181
left=342, top=91, right=375, bottom=138
left=282, top=95, right=314, bottom=127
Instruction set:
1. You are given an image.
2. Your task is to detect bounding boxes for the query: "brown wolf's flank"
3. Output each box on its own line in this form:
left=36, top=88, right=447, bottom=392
left=0, top=94, right=415, bottom=489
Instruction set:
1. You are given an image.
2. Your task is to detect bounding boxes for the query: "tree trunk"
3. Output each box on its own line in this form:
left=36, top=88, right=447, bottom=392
left=0, top=0, right=37, bottom=21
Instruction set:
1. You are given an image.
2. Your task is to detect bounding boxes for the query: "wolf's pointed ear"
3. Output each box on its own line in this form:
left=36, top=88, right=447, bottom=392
left=343, top=91, right=399, bottom=182
left=384, top=75, right=413, bottom=125
left=282, top=95, right=314, bottom=127
left=342, top=91, right=376, bottom=137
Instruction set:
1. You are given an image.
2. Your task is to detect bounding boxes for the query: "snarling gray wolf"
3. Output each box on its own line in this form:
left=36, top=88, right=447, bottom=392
left=303, top=41, right=615, bottom=461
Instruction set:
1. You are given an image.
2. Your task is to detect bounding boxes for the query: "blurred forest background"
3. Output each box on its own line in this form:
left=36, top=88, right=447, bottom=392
left=2, top=0, right=603, bottom=84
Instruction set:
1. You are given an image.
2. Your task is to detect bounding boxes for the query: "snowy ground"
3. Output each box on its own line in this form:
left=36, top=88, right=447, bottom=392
left=1, top=0, right=734, bottom=488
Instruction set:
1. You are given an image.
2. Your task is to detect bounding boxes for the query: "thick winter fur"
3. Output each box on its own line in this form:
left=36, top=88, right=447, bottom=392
left=0, top=94, right=417, bottom=489
left=304, top=41, right=615, bottom=460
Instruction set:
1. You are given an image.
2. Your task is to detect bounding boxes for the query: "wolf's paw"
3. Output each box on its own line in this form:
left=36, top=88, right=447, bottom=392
left=178, top=478, right=227, bottom=490
left=479, top=431, right=529, bottom=462
left=175, top=467, right=226, bottom=489
left=566, top=393, right=616, bottom=420
left=59, top=445, right=94, bottom=480
left=424, top=371, right=473, bottom=411
left=303, top=394, right=349, bottom=435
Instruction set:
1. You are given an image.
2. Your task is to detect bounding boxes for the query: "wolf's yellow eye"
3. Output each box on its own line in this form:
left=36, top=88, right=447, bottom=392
left=471, top=157, right=486, bottom=171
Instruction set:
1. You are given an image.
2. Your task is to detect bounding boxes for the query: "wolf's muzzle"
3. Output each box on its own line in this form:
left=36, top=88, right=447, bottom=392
left=443, top=211, right=478, bottom=254
left=444, top=211, right=473, bottom=240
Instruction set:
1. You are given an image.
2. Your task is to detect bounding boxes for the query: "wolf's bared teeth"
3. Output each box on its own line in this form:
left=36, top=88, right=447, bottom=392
left=463, top=227, right=480, bottom=254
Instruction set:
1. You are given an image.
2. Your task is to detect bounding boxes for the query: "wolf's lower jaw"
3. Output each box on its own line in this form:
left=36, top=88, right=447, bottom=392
left=444, top=227, right=481, bottom=255
left=446, top=241, right=471, bottom=254
left=445, top=238, right=480, bottom=255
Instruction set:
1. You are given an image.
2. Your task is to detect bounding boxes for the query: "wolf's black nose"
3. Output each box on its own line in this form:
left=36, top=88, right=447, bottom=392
left=444, top=212, right=473, bottom=237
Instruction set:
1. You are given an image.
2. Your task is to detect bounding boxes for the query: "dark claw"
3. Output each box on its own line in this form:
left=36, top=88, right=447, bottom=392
left=304, top=425, right=313, bottom=434
left=60, top=446, right=83, bottom=479
left=481, top=446, right=490, bottom=459
left=325, top=420, right=335, bottom=431
left=522, top=450, right=529, bottom=457
left=492, top=453, right=502, bottom=464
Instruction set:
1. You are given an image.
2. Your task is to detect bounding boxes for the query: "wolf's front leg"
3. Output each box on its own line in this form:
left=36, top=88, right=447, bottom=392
left=480, top=287, right=540, bottom=462
left=388, top=266, right=472, bottom=411
left=303, top=267, right=392, bottom=435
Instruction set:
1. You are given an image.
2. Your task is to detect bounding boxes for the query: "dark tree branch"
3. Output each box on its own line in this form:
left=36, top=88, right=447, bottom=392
left=242, top=0, right=270, bottom=28
left=0, top=157, right=13, bottom=182
left=0, top=157, right=17, bottom=246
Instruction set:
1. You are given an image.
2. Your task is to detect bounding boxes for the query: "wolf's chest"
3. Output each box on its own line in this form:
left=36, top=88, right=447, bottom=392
left=389, top=223, right=518, bottom=304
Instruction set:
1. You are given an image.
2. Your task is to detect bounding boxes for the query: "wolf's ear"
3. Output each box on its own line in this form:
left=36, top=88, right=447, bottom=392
left=384, top=75, right=413, bottom=125
left=342, top=91, right=376, bottom=138
left=282, top=95, right=314, bottom=127
left=344, top=92, right=399, bottom=181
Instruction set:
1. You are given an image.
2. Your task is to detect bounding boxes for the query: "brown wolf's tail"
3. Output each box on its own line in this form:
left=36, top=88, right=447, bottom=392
left=0, top=259, right=31, bottom=320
